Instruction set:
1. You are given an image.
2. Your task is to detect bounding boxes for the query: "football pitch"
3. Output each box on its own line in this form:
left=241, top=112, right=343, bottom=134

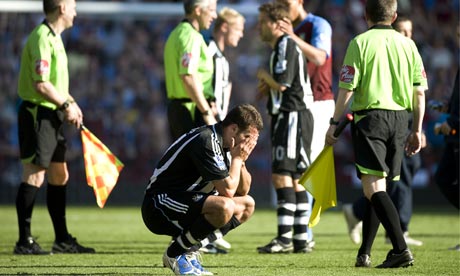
left=0, top=205, right=458, bottom=275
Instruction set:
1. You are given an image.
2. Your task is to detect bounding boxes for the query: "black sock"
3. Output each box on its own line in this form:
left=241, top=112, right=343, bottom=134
left=190, top=216, right=241, bottom=252
left=371, top=191, right=407, bottom=253
left=276, top=187, right=296, bottom=244
left=352, top=196, right=367, bottom=221
left=16, top=182, right=39, bottom=242
left=293, top=191, right=308, bottom=249
left=167, top=214, right=216, bottom=257
left=358, top=198, right=379, bottom=256
left=47, top=184, right=69, bottom=242
left=219, top=215, right=241, bottom=236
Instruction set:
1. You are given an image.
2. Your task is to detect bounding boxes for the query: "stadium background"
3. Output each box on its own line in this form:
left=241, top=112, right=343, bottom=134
left=0, top=0, right=458, bottom=208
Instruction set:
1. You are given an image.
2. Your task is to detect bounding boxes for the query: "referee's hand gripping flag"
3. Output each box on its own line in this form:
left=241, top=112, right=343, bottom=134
left=299, top=114, right=353, bottom=227
left=81, top=126, right=124, bottom=208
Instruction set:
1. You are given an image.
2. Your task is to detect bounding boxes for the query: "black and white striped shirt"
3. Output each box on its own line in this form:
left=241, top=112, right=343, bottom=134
left=145, top=123, right=229, bottom=194
left=268, top=35, right=313, bottom=115
left=208, top=39, right=231, bottom=120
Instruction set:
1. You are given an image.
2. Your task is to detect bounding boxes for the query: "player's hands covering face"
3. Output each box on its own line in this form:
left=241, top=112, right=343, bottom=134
left=230, top=128, right=259, bottom=162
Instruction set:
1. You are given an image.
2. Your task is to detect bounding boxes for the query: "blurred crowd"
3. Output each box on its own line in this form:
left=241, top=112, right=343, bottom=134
left=0, top=0, right=458, bottom=204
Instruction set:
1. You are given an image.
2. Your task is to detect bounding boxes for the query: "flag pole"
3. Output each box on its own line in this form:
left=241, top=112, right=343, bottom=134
left=334, top=113, right=354, bottom=137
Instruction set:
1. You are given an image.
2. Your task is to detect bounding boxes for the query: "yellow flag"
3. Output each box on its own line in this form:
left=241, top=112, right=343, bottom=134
left=81, top=126, right=124, bottom=208
left=299, top=145, right=336, bottom=227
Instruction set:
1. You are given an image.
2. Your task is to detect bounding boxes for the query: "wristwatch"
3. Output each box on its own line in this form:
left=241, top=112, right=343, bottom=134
left=329, top=117, right=339, bottom=125
left=59, top=100, right=71, bottom=111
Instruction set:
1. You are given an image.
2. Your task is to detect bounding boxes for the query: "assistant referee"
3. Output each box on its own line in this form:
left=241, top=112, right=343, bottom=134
left=164, top=0, right=218, bottom=140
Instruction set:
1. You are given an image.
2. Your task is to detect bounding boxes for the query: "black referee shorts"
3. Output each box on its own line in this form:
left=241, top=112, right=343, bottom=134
left=18, top=101, right=66, bottom=168
left=351, top=109, right=408, bottom=180
left=167, top=100, right=196, bottom=140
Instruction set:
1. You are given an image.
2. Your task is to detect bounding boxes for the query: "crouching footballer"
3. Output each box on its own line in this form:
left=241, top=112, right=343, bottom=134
left=141, top=104, right=263, bottom=275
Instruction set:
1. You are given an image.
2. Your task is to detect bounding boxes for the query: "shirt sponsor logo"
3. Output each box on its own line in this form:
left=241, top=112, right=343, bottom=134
left=181, top=53, right=192, bottom=68
left=213, top=154, right=226, bottom=171
left=340, top=65, right=355, bottom=83
left=35, top=59, right=49, bottom=75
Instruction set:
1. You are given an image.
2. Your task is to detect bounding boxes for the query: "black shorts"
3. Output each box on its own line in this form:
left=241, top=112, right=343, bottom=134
left=167, top=100, right=197, bottom=140
left=142, top=191, right=210, bottom=237
left=351, top=109, right=408, bottom=180
left=271, top=109, right=313, bottom=178
left=18, top=101, right=66, bottom=168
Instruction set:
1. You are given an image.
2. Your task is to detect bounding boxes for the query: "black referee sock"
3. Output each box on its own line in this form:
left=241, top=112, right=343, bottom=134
left=371, top=191, right=407, bottom=253
left=16, top=182, right=39, bottom=242
left=167, top=214, right=216, bottom=257
left=47, top=184, right=69, bottom=243
left=358, top=198, right=379, bottom=256
left=276, top=187, right=296, bottom=244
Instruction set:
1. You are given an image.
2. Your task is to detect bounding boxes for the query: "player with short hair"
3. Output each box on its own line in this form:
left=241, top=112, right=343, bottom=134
left=142, top=104, right=262, bottom=275
left=14, top=0, right=94, bottom=255
left=326, top=0, right=427, bottom=268
left=275, top=0, right=335, bottom=248
left=255, top=2, right=314, bottom=254
left=208, top=7, right=245, bottom=121
left=164, top=0, right=218, bottom=140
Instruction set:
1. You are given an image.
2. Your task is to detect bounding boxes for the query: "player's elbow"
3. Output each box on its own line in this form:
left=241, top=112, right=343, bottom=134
left=310, top=50, right=327, bottom=66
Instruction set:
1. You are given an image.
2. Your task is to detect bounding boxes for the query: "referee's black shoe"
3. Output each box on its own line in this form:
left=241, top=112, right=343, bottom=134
left=51, top=234, right=95, bottom=254
left=376, top=249, right=414, bottom=268
left=14, top=237, right=49, bottom=255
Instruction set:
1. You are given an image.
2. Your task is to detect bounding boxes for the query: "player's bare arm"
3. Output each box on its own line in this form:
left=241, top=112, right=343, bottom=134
left=278, top=18, right=327, bottom=66
left=235, top=162, right=252, bottom=196
left=214, top=130, right=258, bottom=197
left=180, top=73, right=217, bottom=125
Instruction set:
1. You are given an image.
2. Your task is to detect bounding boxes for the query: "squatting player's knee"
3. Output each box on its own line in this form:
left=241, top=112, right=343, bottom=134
left=219, top=197, right=236, bottom=221
left=205, top=197, right=236, bottom=227
left=239, top=195, right=255, bottom=223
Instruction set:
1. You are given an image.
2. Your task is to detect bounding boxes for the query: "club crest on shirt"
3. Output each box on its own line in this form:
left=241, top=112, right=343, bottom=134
left=340, top=65, right=355, bottom=83
left=422, top=67, right=427, bottom=79
left=181, top=53, right=192, bottom=68
left=192, top=193, right=203, bottom=202
left=35, top=59, right=49, bottom=75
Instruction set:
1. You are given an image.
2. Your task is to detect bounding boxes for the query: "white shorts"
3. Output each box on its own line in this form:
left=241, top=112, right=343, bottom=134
left=310, top=99, right=335, bottom=161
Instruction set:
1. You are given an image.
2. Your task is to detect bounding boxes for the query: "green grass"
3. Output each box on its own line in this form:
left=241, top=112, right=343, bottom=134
left=0, top=205, right=459, bottom=275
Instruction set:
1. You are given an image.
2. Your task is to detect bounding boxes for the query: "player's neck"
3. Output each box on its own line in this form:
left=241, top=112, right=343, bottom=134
left=215, top=36, right=225, bottom=53
left=293, top=10, right=308, bottom=28
left=270, top=33, right=284, bottom=49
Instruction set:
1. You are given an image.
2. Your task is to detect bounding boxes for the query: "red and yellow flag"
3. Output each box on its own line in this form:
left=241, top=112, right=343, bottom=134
left=299, top=145, right=337, bottom=227
left=81, top=126, right=124, bottom=208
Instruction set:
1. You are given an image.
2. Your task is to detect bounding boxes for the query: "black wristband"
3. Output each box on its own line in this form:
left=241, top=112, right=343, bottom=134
left=59, top=100, right=71, bottom=111
left=202, top=109, right=211, bottom=116
left=329, top=117, right=339, bottom=125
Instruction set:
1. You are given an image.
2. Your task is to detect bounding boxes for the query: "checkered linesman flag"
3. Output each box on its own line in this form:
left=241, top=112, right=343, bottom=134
left=81, top=126, right=124, bottom=208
